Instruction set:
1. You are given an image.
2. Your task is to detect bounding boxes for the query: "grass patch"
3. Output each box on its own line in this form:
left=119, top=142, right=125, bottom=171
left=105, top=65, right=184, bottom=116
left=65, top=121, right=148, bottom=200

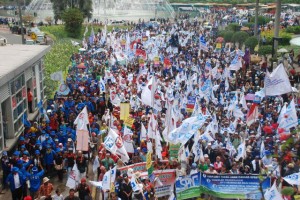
left=44, top=39, right=78, bottom=98
left=40, top=24, right=133, bottom=40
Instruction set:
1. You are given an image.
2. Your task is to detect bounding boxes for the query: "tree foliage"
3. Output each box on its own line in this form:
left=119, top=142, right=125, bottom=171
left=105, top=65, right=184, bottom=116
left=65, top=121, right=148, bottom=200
left=50, top=0, right=93, bottom=24
left=225, top=23, right=240, bottom=32
left=250, top=16, right=271, bottom=25
left=245, top=36, right=258, bottom=52
left=62, top=8, right=84, bottom=38
left=231, top=31, right=249, bottom=48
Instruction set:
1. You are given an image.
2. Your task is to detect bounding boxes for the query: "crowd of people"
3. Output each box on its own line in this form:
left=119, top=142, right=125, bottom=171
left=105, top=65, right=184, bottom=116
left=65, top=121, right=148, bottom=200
left=1, top=7, right=300, bottom=200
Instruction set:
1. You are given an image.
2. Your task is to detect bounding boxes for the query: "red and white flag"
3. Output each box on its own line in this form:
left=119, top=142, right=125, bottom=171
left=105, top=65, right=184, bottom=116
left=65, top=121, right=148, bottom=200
left=246, top=103, right=259, bottom=126
left=74, top=106, right=89, bottom=130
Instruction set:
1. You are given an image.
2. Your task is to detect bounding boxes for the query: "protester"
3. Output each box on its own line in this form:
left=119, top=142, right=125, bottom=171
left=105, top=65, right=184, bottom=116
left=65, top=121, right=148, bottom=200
left=64, top=189, right=80, bottom=200
left=52, top=188, right=64, bottom=200
left=39, top=177, right=54, bottom=199
left=4, top=10, right=300, bottom=200
left=6, top=167, right=26, bottom=200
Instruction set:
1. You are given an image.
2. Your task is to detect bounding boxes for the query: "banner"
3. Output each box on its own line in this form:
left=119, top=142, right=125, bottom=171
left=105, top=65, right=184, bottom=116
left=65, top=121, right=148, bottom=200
left=120, top=103, right=130, bottom=120
left=76, top=130, right=89, bottom=151
left=200, top=173, right=271, bottom=199
left=176, top=172, right=201, bottom=200
left=169, top=144, right=181, bottom=158
left=118, top=161, right=169, bottom=176
left=186, top=96, right=196, bottom=112
left=153, top=169, right=176, bottom=197
left=124, top=117, right=135, bottom=128
left=176, top=173, right=271, bottom=200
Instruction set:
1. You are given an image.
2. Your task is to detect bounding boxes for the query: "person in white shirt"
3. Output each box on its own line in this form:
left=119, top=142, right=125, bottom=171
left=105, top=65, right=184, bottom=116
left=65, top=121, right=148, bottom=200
left=52, top=188, right=64, bottom=200
left=190, top=163, right=198, bottom=175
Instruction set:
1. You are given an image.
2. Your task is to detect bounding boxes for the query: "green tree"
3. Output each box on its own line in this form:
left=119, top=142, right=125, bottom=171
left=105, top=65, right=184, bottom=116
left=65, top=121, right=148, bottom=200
left=62, top=8, right=84, bottom=38
left=250, top=16, right=271, bottom=25
left=231, top=31, right=249, bottom=49
left=225, top=23, right=240, bottom=32
left=50, top=0, right=93, bottom=23
left=244, top=36, right=258, bottom=52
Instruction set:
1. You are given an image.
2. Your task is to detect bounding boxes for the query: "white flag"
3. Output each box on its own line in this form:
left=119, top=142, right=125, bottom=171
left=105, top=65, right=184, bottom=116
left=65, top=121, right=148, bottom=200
left=264, top=182, right=283, bottom=200
left=104, top=129, right=130, bottom=162
left=99, top=79, right=106, bottom=93
left=235, top=141, right=246, bottom=161
left=260, top=142, right=265, bottom=159
left=123, top=127, right=134, bottom=153
left=110, top=166, right=117, bottom=183
left=279, top=99, right=298, bottom=130
left=168, top=113, right=209, bottom=145
left=102, top=170, right=111, bottom=191
left=140, top=123, right=148, bottom=141
left=66, top=164, right=80, bottom=189
left=225, top=77, right=229, bottom=91
left=147, top=114, right=157, bottom=139
left=283, top=172, right=300, bottom=186
left=265, top=63, right=292, bottom=96
left=141, top=77, right=154, bottom=107
left=74, top=106, right=89, bottom=131
left=92, top=156, right=100, bottom=174
left=50, top=71, right=64, bottom=83
left=239, top=93, right=248, bottom=110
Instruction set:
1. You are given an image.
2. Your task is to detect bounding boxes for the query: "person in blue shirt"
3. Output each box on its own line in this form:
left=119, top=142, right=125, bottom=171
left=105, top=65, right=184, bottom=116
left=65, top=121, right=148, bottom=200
left=6, top=167, right=26, bottom=200
left=27, top=164, right=44, bottom=199
left=44, top=145, right=56, bottom=176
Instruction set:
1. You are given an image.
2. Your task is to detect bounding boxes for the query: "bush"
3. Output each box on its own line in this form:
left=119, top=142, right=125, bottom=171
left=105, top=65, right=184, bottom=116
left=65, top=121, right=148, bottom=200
left=232, top=31, right=249, bottom=48
left=44, top=40, right=78, bottom=98
left=285, top=26, right=300, bottom=34
left=258, top=45, right=272, bottom=56
left=250, top=16, right=271, bottom=25
left=245, top=36, right=258, bottom=52
left=244, top=22, right=254, bottom=28
left=261, top=30, right=292, bottom=46
left=225, top=23, right=241, bottom=32
left=62, top=8, right=84, bottom=38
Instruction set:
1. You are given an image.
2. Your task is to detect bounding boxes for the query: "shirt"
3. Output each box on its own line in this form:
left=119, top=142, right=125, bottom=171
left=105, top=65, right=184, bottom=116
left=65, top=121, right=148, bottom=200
left=13, top=173, right=21, bottom=189
left=52, top=194, right=64, bottom=200
left=40, top=183, right=54, bottom=196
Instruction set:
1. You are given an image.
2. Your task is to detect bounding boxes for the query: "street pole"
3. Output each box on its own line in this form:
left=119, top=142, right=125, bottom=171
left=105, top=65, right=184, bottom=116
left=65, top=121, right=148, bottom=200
left=274, top=0, right=281, bottom=50
left=254, top=0, right=259, bottom=37
left=17, top=0, right=25, bottom=44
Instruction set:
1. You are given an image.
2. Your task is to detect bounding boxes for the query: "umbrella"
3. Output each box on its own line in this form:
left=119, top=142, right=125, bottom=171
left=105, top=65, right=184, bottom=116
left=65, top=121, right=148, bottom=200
left=277, top=48, right=288, bottom=53
left=79, top=48, right=86, bottom=52
left=250, top=55, right=261, bottom=63
left=240, top=26, right=250, bottom=31
left=290, top=37, right=300, bottom=46
left=77, top=63, right=86, bottom=69
left=216, top=37, right=224, bottom=43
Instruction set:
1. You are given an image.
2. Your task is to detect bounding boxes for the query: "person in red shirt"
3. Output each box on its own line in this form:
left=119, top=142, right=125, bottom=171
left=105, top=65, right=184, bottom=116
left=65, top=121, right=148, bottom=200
left=27, top=88, right=33, bottom=113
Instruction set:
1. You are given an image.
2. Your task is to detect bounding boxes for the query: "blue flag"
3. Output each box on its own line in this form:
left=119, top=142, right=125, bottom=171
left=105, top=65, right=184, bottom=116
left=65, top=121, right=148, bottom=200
left=22, top=113, right=31, bottom=127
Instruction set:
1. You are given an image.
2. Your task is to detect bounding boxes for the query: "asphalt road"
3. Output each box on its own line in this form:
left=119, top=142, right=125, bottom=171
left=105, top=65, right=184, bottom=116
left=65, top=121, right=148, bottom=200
left=0, top=27, right=23, bottom=44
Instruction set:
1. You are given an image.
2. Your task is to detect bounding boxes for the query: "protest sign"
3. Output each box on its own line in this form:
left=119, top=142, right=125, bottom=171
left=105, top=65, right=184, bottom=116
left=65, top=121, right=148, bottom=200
left=200, top=173, right=271, bottom=199
left=176, top=172, right=271, bottom=199
left=123, top=117, right=135, bottom=128
left=120, top=103, right=130, bottom=120
left=176, top=172, right=201, bottom=200
left=76, top=130, right=89, bottom=151
left=186, top=96, right=196, bottom=113
left=169, top=144, right=181, bottom=158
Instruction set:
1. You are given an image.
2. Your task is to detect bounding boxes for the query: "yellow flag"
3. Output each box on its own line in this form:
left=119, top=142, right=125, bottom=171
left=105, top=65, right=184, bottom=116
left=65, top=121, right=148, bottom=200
left=146, top=151, right=152, bottom=170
